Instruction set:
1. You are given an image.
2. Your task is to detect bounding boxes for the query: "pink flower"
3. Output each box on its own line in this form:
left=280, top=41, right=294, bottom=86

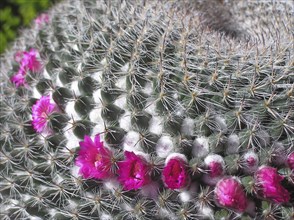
left=162, top=155, right=189, bottom=189
left=75, top=135, right=113, bottom=179
left=11, top=49, right=42, bottom=87
left=20, top=49, right=42, bottom=73
left=215, top=177, right=248, bottom=212
left=254, top=166, right=290, bottom=203
left=10, top=70, right=26, bottom=87
left=118, top=151, right=150, bottom=190
left=32, top=96, right=57, bottom=133
left=35, top=13, right=50, bottom=28
left=287, top=152, right=294, bottom=171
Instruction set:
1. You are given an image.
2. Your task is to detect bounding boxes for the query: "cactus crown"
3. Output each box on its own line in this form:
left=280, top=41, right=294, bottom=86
left=1, top=0, right=293, bottom=219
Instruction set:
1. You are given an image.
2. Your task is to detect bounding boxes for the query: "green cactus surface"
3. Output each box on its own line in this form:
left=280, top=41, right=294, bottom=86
left=0, top=0, right=293, bottom=219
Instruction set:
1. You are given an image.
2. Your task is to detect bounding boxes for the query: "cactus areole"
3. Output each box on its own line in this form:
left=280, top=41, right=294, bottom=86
left=0, top=0, right=293, bottom=219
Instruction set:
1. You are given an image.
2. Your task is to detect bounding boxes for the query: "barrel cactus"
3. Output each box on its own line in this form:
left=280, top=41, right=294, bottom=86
left=1, top=0, right=293, bottom=219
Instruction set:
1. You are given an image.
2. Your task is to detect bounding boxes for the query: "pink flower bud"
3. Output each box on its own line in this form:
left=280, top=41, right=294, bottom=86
left=204, top=154, right=224, bottom=178
left=254, top=166, right=290, bottom=203
left=246, top=156, right=256, bottom=166
left=202, top=154, right=225, bottom=186
left=32, top=95, right=57, bottom=133
left=35, top=13, right=50, bottom=28
left=162, top=154, right=189, bottom=189
left=118, top=151, right=150, bottom=190
left=287, top=152, right=294, bottom=171
left=215, top=177, right=248, bottom=212
left=241, top=151, right=259, bottom=173
left=76, top=135, right=113, bottom=180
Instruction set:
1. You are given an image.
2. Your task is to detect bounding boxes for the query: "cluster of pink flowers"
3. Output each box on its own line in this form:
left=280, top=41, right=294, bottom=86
left=32, top=95, right=58, bottom=133
left=75, top=135, right=190, bottom=191
left=10, top=14, right=49, bottom=87
left=74, top=134, right=291, bottom=213
left=10, top=48, right=42, bottom=87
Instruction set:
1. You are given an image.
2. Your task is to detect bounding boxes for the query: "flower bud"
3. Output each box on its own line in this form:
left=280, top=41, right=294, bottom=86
left=204, top=154, right=225, bottom=178
left=202, top=154, right=225, bottom=185
left=162, top=153, right=189, bottom=190
left=241, top=151, right=259, bottom=173
left=215, top=177, right=248, bottom=212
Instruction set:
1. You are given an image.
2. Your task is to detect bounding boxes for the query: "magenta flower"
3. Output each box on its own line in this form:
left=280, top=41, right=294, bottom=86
left=35, top=13, right=50, bottom=28
left=118, top=151, right=150, bottom=190
left=32, top=96, right=57, bottom=133
left=254, top=166, right=290, bottom=203
left=11, top=49, right=42, bottom=87
left=162, top=156, right=189, bottom=190
left=19, top=49, right=42, bottom=73
left=215, top=177, right=248, bottom=212
left=76, top=135, right=113, bottom=179
left=287, top=152, right=294, bottom=171
left=10, top=71, right=26, bottom=87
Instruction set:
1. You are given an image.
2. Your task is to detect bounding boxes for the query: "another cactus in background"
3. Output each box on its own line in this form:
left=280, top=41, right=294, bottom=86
left=0, top=0, right=293, bottom=219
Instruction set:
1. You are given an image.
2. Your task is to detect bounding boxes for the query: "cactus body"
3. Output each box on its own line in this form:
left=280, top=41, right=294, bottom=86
left=1, top=0, right=293, bottom=219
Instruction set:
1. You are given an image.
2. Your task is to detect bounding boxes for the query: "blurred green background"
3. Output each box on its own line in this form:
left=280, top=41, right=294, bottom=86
left=0, top=0, right=59, bottom=54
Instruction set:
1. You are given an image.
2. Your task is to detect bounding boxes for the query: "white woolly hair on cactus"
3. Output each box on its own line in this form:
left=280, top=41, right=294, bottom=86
left=119, top=111, right=132, bottom=131
left=204, top=154, right=225, bottom=167
left=181, top=117, right=195, bottom=136
left=148, top=115, right=164, bottom=135
left=165, top=152, right=188, bottom=165
left=226, top=133, right=240, bottom=154
left=155, top=135, right=174, bottom=158
left=103, top=177, right=121, bottom=192
left=122, top=130, right=142, bottom=152
left=192, top=136, right=210, bottom=158
left=140, top=181, right=159, bottom=199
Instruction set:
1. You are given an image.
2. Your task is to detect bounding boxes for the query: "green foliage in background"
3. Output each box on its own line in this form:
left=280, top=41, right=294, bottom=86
left=0, top=0, right=58, bottom=54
